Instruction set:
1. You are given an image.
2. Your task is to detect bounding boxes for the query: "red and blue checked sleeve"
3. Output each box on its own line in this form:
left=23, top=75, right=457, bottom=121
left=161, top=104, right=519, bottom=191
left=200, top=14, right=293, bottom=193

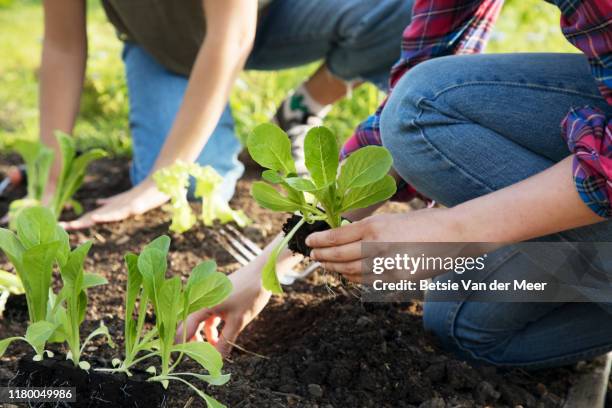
left=557, top=0, right=612, bottom=218
left=341, top=0, right=504, bottom=202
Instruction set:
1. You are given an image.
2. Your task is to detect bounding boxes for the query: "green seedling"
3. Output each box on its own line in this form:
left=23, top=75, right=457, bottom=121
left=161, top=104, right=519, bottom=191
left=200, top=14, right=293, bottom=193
left=247, top=124, right=396, bottom=293
left=0, top=206, right=112, bottom=367
left=153, top=161, right=250, bottom=234
left=102, top=236, right=232, bottom=408
left=9, top=132, right=106, bottom=223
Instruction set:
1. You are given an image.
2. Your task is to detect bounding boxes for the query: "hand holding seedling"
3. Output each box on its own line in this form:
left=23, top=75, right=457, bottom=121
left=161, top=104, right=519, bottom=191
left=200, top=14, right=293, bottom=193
left=247, top=123, right=397, bottom=293
left=307, top=208, right=465, bottom=282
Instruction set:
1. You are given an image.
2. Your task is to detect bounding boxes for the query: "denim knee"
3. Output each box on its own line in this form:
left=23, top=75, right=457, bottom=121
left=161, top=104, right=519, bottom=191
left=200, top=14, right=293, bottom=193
left=422, top=300, right=460, bottom=351
left=379, top=60, right=444, bottom=193
left=424, top=299, right=521, bottom=366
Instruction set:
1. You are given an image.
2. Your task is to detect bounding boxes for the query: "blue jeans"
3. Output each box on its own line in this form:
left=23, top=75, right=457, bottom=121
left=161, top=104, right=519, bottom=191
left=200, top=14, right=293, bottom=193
left=124, top=0, right=413, bottom=200
left=380, top=53, right=612, bottom=369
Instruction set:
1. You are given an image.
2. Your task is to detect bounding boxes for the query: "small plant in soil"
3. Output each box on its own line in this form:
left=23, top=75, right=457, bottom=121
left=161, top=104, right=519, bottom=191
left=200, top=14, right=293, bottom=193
left=247, top=123, right=396, bottom=293
left=101, top=235, right=233, bottom=408
left=153, top=161, right=250, bottom=233
left=0, top=269, right=24, bottom=317
left=0, top=206, right=112, bottom=365
left=9, top=132, right=106, bottom=224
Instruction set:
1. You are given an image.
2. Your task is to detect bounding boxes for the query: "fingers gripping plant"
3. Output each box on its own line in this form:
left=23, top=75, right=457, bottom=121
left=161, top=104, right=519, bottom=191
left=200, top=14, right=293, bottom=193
left=247, top=124, right=397, bottom=293
left=105, top=236, right=232, bottom=408
left=0, top=206, right=112, bottom=367
left=9, top=132, right=106, bottom=222
left=153, top=161, right=250, bottom=234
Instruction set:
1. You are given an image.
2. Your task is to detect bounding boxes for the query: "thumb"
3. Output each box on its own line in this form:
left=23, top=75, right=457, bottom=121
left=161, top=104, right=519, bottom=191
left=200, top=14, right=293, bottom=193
left=216, top=317, right=243, bottom=357
left=176, top=309, right=213, bottom=344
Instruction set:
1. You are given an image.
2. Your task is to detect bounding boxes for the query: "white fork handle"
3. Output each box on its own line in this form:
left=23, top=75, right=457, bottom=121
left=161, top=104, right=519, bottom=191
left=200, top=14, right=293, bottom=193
left=280, top=262, right=321, bottom=285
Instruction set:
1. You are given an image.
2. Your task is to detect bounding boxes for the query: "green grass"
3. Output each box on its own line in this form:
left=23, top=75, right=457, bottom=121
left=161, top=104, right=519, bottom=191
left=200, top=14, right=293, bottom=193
left=0, top=0, right=576, bottom=157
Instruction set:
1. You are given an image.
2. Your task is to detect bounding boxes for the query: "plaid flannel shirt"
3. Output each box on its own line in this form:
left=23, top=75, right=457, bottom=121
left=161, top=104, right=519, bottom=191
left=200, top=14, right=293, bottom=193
left=341, top=0, right=612, bottom=216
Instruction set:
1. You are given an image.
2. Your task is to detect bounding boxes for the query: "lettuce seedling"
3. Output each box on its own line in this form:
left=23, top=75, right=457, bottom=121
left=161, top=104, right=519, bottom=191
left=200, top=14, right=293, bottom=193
left=104, top=236, right=232, bottom=408
left=0, top=206, right=68, bottom=324
left=9, top=132, right=106, bottom=223
left=247, top=124, right=396, bottom=293
left=153, top=161, right=197, bottom=233
left=0, top=206, right=112, bottom=366
left=153, top=161, right=250, bottom=234
left=51, top=241, right=114, bottom=369
left=0, top=269, right=25, bottom=317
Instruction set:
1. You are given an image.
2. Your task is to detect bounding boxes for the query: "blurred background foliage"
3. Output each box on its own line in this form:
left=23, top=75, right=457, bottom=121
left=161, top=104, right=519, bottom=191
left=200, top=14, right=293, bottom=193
left=0, top=0, right=577, bottom=157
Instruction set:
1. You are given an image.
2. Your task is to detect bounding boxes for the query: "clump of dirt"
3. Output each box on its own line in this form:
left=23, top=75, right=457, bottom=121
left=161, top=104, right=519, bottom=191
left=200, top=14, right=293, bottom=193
left=283, top=215, right=330, bottom=257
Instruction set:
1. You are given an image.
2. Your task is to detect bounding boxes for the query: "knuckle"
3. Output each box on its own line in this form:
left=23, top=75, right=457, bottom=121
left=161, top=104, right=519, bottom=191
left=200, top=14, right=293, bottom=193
left=327, top=229, right=339, bottom=245
left=348, top=262, right=362, bottom=275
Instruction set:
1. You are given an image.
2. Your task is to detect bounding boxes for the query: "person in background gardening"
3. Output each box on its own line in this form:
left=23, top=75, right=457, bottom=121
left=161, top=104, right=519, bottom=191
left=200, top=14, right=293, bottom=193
left=41, top=0, right=413, bottom=229
left=181, top=0, right=612, bottom=369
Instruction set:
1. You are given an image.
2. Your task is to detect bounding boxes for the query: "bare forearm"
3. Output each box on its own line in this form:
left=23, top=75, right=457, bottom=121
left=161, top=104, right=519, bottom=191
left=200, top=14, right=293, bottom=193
left=40, top=0, right=87, bottom=150
left=451, top=156, right=604, bottom=242
left=40, top=47, right=86, bottom=148
left=148, top=0, right=257, bottom=173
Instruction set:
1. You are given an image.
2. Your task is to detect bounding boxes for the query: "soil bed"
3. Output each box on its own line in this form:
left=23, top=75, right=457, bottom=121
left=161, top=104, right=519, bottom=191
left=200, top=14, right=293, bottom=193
left=12, top=354, right=167, bottom=408
left=0, top=155, right=587, bottom=407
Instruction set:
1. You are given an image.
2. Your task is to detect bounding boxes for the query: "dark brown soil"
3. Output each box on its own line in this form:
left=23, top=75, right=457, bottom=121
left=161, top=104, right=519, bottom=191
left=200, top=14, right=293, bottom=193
left=12, top=354, right=167, bottom=407
left=0, top=155, right=584, bottom=407
left=282, top=215, right=330, bottom=257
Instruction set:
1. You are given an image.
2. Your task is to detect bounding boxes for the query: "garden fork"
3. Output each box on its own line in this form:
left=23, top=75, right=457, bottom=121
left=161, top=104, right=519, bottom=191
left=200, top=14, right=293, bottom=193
left=216, top=224, right=320, bottom=285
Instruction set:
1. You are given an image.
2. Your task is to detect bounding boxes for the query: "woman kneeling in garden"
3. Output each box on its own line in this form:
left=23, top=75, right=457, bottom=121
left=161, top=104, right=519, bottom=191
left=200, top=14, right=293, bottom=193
left=184, top=0, right=612, bottom=369
left=41, top=0, right=412, bottom=229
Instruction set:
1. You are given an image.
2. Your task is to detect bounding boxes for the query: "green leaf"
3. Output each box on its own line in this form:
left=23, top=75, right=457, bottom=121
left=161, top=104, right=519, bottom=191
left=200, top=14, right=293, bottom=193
left=13, top=139, right=53, bottom=201
left=60, top=241, right=93, bottom=288
left=124, top=253, right=142, bottom=354
left=262, top=254, right=283, bottom=294
left=247, top=124, right=296, bottom=175
left=185, top=262, right=232, bottom=314
left=53, top=225, right=71, bottom=267
left=155, top=376, right=227, bottom=408
left=81, top=321, right=115, bottom=353
left=0, top=337, right=21, bottom=357
left=0, top=270, right=24, bottom=295
left=171, top=341, right=223, bottom=377
left=25, top=321, right=56, bottom=355
left=304, top=127, right=339, bottom=188
left=125, top=253, right=142, bottom=321
left=153, top=162, right=196, bottom=233
left=147, top=235, right=171, bottom=255
left=52, top=132, right=106, bottom=217
left=251, top=182, right=302, bottom=213
left=261, top=217, right=306, bottom=293
left=15, top=206, right=58, bottom=249
left=21, top=241, right=61, bottom=322
left=0, top=228, right=25, bottom=268
left=340, top=175, right=397, bottom=212
left=138, top=248, right=167, bottom=311
left=68, top=199, right=84, bottom=216
left=55, top=132, right=77, bottom=204
left=191, top=165, right=252, bottom=228
left=174, top=372, right=231, bottom=386
left=284, top=177, right=318, bottom=192
left=338, top=146, right=393, bottom=193
left=158, top=277, right=182, bottom=343
left=262, top=170, right=283, bottom=184
left=82, top=273, right=108, bottom=289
